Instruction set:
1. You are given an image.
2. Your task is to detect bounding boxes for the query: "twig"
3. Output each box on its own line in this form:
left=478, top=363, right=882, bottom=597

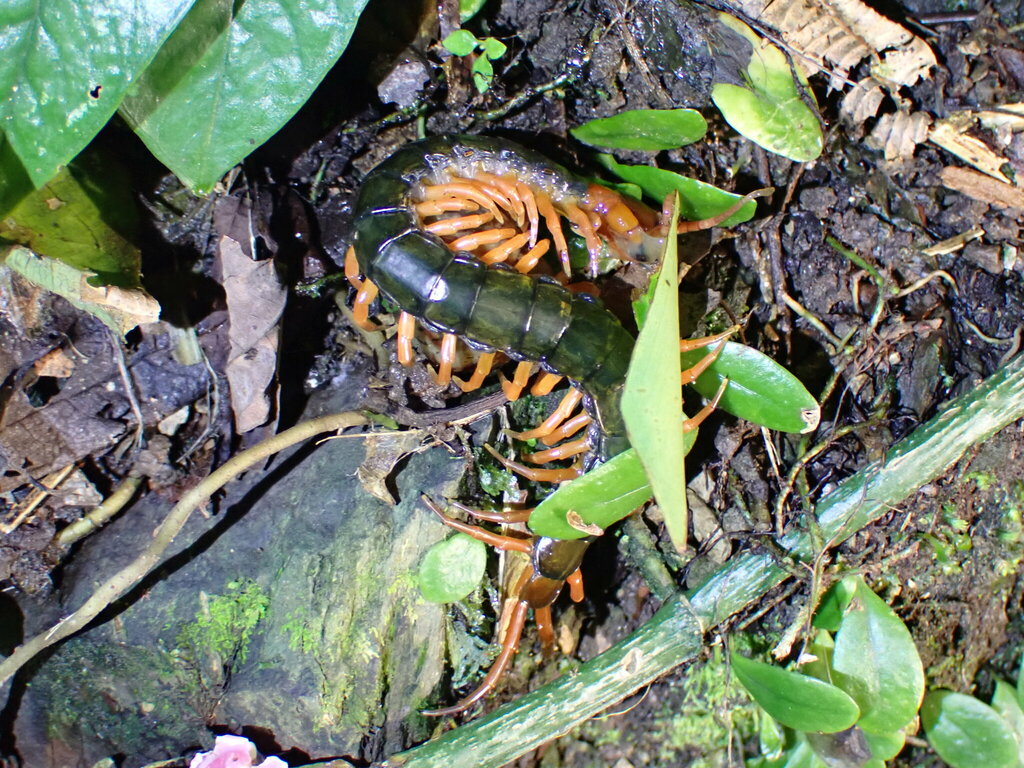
left=55, top=475, right=145, bottom=547
left=0, top=411, right=368, bottom=686
left=110, top=331, right=146, bottom=450
left=1, top=464, right=76, bottom=534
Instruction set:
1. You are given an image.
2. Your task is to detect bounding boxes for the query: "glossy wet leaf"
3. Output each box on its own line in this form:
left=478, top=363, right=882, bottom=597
left=991, top=679, right=1024, bottom=764
left=0, top=135, right=34, bottom=218
left=120, top=0, right=371, bottom=192
left=443, top=29, right=478, bottom=56
left=0, top=0, right=195, bottom=187
left=812, top=578, right=857, bottom=632
left=481, top=37, right=507, bottom=59
left=731, top=651, right=860, bottom=733
left=863, top=729, right=906, bottom=761
left=710, top=13, right=823, bottom=163
left=831, top=577, right=924, bottom=734
left=681, top=341, right=820, bottom=434
left=458, top=0, right=487, bottom=22
left=922, top=690, right=1019, bottom=768
left=571, top=109, right=708, bottom=152
left=600, top=154, right=756, bottom=227
left=622, top=200, right=688, bottom=551
left=0, top=152, right=141, bottom=287
left=417, top=533, right=487, bottom=603
left=528, top=449, right=651, bottom=540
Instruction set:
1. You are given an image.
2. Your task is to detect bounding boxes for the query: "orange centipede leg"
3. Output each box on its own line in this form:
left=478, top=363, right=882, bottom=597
left=536, top=193, right=571, bottom=277
left=431, top=333, right=458, bottom=386
left=510, top=388, right=583, bottom=440
left=681, top=377, right=729, bottom=433
left=675, top=188, right=773, bottom=233
left=353, top=279, right=380, bottom=331
left=456, top=351, right=496, bottom=393
left=473, top=172, right=526, bottom=226
left=535, top=604, right=556, bottom=656
left=396, top=311, right=416, bottom=366
left=516, top=181, right=540, bottom=247
left=422, top=496, right=532, bottom=555
left=566, top=569, right=584, bottom=602
left=485, top=444, right=582, bottom=483
left=540, top=412, right=591, bottom=446
left=450, top=228, right=518, bottom=252
left=449, top=500, right=533, bottom=524
left=515, top=238, right=550, bottom=274
left=421, top=182, right=504, bottom=222
left=424, top=212, right=495, bottom=236
left=502, top=360, right=535, bottom=401
left=422, top=599, right=529, bottom=716
left=481, top=233, right=529, bottom=265
left=679, top=327, right=738, bottom=385
left=530, top=372, right=563, bottom=397
left=344, top=246, right=363, bottom=291
left=415, top=197, right=483, bottom=217
left=524, top=436, right=591, bottom=464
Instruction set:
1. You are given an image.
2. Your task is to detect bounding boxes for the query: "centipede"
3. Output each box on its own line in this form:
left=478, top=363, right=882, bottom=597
left=345, top=134, right=751, bottom=715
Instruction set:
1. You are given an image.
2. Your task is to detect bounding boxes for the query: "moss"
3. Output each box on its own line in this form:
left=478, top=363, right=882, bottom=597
left=175, top=578, right=269, bottom=668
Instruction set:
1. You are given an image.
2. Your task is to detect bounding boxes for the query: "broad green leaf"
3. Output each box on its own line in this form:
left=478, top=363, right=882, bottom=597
left=758, top=709, right=786, bottom=760
left=710, top=13, right=823, bottom=163
left=120, top=0, right=371, bottom=192
left=622, top=200, right=688, bottom=551
left=571, top=109, right=708, bottom=152
left=442, top=29, right=478, bottom=56
left=417, top=533, right=487, bottom=603
left=780, top=738, right=828, bottom=768
left=731, top=651, right=860, bottom=733
left=812, top=579, right=857, bottom=632
left=0, top=0, right=195, bottom=187
left=799, top=630, right=834, bottom=684
left=863, top=729, right=906, bottom=760
left=0, top=152, right=141, bottom=287
left=681, top=341, right=820, bottom=434
left=922, top=690, right=1019, bottom=768
left=2, top=246, right=160, bottom=335
left=528, top=449, right=651, bottom=540
left=472, top=56, right=494, bottom=93
left=991, top=680, right=1024, bottom=764
left=481, top=37, right=507, bottom=59
left=459, top=0, right=487, bottom=23
left=600, top=154, right=756, bottom=227
left=831, top=577, right=925, bottom=734
left=0, top=134, right=34, bottom=218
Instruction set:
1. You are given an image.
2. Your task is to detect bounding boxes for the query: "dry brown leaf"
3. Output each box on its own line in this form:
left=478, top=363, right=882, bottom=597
left=356, top=431, right=424, bottom=505
left=734, top=0, right=935, bottom=119
left=867, top=110, right=932, bottom=160
left=219, top=230, right=286, bottom=434
left=33, top=348, right=75, bottom=378
left=940, top=166, right=1024, bottom=209
left=930, top=119, right=1012, bottom=182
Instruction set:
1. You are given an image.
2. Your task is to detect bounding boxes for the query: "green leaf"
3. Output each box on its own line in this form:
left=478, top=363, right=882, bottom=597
left=991, top=679, right=1024, bottom=764
left=481, top=37, right=507, bottom=59
left=830, top=577, right=924, bottom=734
left=709, top=13, right=822, bottom=163
left=571, top=109, right=708, bottom=152
left=0, top=134, right=34, bottom=218
left=0, top=151, right=141, bottom=287
left=417, top=533, right=487, bottom=603
left=863, top=729, right=906, bottom=761
left=600, top=154, right=756, bottom=227
left=780, top=737, right=829, bottom=768
left=120, top=0, right=371, bottom=192
left=622, top=201, right=688, bottom=551
left=731, top=651, right=860, bottom=733
left=2, top=246, right=160, bottom=335
left=922, top=690, right=1019, bottom=768
left=680, top=341, right=820, bottom=434
left=528, top=449, right=651, bottom=540
left=0, top=0, right=195, bottom=187
left=472, top=55, right=493, bottom=93
left=458, top=0, right=487, bottom=23
left=812, top=579, right=857, bottom=632
left=442, top=28, right=479, bottom=56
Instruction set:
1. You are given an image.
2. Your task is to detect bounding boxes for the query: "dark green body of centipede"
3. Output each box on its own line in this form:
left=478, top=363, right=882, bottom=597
left=352, top=135, right=635, bottom=469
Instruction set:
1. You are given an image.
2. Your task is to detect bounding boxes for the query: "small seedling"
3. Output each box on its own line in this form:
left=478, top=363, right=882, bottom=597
left=441, top=30, right=508, bottom=94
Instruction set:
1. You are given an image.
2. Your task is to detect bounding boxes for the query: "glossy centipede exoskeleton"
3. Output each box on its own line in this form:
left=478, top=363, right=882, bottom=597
left=345, top=134, right=750, bottom=715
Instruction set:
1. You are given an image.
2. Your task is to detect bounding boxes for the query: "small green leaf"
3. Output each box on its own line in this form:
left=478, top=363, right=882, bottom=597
left=459, top=0, right=487, bottom=23
left=681, top=341, right=820, bottom=433
left=481, top=37, right=507, bottom=59
left=121, top=0, right=372, bottom=192
left=731, top=651, right=860, bottom=733
left=600, top=154, right=756, bottom=227
left=417, top=533, right=487, bottom=603
left=623, top=200, right=688, bottom=551
left=780, top=737, right=829, bottom=768
left=442, top=29, right=479, bottom=56
left=709, top=13, right=823, bottom=162
left=813, top=579, right=857, bottom=632
left=528, top=449, right=651, bottom=540
left=863, top=729, right=906, bottom=760
left=571, top=109, right=708, bottom=151
left=922, top=690, right=1019, bottom=768
left=991, top=680, right=1024, bottom=764
left=831, top=577, right=925, bottom=734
